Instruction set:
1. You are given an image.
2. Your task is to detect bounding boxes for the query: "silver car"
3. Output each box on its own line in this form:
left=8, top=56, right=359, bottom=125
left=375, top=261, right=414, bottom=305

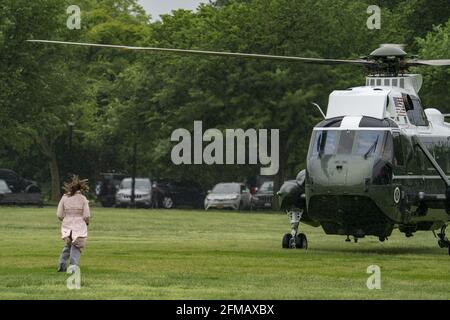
left=204, top=182, right=252, bottom=210
left=0, top=179, right=12, bottom=194
left=115, top=178, right=152, bottom=208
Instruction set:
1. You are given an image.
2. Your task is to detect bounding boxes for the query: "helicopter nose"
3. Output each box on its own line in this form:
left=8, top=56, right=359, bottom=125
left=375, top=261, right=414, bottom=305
left=308, top=156, right=373, bottom=192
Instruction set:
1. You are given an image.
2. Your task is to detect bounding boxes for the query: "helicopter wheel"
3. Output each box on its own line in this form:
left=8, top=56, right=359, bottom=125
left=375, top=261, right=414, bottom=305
left=295, top=233, right=308, bottom=249
left=438, top=239, right=447, bottom=248
left=436, top=225, right=449, bottom=250
left=282, top=233, right=292, bottom=249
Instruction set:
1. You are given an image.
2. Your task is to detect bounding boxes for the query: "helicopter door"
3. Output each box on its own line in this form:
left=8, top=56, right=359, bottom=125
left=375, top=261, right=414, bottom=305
left=407, top=138, right=426, bottom=193
left=421, top=138, right=446, bottom=195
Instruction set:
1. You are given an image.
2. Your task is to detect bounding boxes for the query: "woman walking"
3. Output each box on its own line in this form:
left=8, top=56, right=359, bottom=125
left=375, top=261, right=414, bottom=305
left=56, top=175, right=91, bottom=272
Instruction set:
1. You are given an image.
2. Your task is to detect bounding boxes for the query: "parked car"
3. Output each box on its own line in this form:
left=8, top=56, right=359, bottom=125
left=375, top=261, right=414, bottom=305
left=251, top=181, right=274, bottom=209
left=115, top=177, right=152, bottom=208
left=204, top=182, right=252, bottom=210
left=0, top=169, right=42, bottom=206
left=152, top=179, right=205, bottom=209
left=0, top=169, right=40, bottom=193
left=96, top=172, right=127, bottom=207
left=0, top=179, right=12, bottom=194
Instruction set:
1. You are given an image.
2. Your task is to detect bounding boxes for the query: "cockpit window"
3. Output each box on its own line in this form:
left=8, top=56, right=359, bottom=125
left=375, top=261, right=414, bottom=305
left=309, top=130, right=386, bottom=158
left=337, top=131, right=355, bottom=154
left=311, top=131, right=338, bottom=156
left=355, top=131, right=383, bottom=157
left=322, top=131, right=338, bottom=155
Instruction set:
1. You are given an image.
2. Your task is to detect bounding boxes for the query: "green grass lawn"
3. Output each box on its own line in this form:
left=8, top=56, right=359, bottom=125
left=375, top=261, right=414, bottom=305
left=0, top=206, right=449, bottom=300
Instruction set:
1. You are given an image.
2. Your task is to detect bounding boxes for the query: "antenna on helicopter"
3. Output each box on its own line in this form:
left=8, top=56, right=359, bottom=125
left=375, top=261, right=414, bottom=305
left=311, top=103, right=326, bottom=119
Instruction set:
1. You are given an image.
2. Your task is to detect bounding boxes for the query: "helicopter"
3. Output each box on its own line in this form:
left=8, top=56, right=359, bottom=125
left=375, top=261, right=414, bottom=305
left=27, top=40, right=450, bottom=254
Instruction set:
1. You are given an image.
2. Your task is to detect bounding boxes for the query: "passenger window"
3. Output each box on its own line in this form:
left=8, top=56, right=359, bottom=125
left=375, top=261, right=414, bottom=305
left=425, top=150, right=436, bottom=172
left=382, top=133, right=394, bottom=162
left=403, top=94, right=413, bottom=112
left=424, top=141, right=442, bottom=173
left=436, top=149, right=447, bottom=174
left=413, top=145, right=425, bottom=173
left=446, top=140, right=450, bottom=175
left=402, top=94, right=429, bottom=127
left=411, top=98, right=429, bottom=127
left=393, top=133, right=405, bottom=166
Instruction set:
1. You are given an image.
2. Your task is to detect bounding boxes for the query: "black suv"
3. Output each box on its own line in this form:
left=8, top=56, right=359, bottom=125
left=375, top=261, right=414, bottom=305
left=0, top=169, right=41, bottom=193
left=0, top=169, right=42, bottom=205
left=251, top=181, right=274, bottom=209
left=152, top=179, right=205, bottom=209
left=95, top=172, right=127, bottom=207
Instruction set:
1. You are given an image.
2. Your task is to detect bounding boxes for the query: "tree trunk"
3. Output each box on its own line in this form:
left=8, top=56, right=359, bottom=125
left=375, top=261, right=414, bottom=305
left=37, top=135, right=61, bottom=203
left=49, top=151, right=61, bottom=202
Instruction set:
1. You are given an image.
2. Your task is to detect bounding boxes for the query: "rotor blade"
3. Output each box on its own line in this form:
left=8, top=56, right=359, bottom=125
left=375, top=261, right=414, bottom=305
left=27, top=39, right=374, bottom=66
left=407, top=59, right=450, bottom=66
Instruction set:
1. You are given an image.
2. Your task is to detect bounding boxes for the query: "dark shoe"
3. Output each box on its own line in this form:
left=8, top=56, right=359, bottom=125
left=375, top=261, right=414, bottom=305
left=57, top=263, right=67, bottom=272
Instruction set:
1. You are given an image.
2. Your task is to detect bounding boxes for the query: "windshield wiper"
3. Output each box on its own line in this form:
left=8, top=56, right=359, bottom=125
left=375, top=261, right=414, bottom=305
left=364, top=137, right=379, bottom=159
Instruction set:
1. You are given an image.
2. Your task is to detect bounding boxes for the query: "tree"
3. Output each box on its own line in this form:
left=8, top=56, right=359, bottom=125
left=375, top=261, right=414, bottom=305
left=0, top=0, right=150, bottom=201
left=0, top=0, right=82, bottom=201
left=2, top=0, right=448, bottom=204
left=416, top=20, right=450, bottom=112
left=110, top=0, right=415, bottom=195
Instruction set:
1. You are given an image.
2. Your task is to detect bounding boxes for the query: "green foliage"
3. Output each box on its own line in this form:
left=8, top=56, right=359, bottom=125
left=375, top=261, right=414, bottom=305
left=1, top=0, right=449, bottom=196
left=416, top=20, right=450, bottom=111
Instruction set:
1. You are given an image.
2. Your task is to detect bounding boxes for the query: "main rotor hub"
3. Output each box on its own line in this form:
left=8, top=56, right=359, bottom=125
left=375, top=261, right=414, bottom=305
left=369, top=44, right=407, bottom=58
left=366, top=44, right=409, bottom=77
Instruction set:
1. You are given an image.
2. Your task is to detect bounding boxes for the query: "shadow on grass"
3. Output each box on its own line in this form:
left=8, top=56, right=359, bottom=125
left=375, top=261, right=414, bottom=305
left=315, top=246, right=445, bottom=256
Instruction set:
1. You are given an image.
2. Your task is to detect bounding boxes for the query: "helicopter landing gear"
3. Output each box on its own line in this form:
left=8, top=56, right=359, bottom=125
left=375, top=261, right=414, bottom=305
left=345, top=235, right=363, bottom=243
left=282, top=232, right=308, bottom=249
left=435, top=225, right=450, bottom=254
left=282, top=209, right=307, bottom=249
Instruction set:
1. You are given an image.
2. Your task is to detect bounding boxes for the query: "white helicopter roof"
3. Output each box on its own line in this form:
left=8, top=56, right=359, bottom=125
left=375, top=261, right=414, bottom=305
left=325, top=83, right=450, bottom=137
left=326, top=87, right=390, bottom=120
left=326, top=74, right=425, bottom=121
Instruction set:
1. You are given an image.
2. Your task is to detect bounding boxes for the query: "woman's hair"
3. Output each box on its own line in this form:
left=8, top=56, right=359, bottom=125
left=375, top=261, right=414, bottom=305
left=63, top=175, right=89, bottom=196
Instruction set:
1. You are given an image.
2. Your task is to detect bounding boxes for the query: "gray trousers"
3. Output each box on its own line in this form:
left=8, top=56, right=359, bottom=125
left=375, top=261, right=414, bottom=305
left=59, top=244, right=81, bottom=266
